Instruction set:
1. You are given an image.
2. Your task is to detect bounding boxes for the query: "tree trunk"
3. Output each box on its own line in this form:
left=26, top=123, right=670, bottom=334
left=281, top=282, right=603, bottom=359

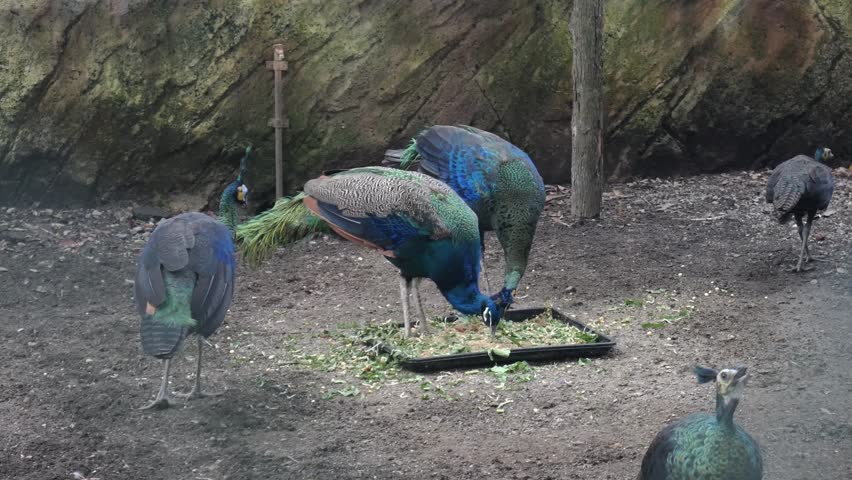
left=570, top=0, right=605, bottom=219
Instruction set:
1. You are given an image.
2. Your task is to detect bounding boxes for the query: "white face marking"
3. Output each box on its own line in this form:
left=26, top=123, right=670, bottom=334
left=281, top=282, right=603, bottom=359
left=718, top=368, right=736, bottom=383
left=717, top=368, right=745, bottom=398
left=483, top=306, right=492, bottom=326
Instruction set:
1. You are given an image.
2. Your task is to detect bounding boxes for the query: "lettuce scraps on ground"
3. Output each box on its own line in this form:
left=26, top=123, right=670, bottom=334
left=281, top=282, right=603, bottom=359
left=357, top=308, right=598, bottom=359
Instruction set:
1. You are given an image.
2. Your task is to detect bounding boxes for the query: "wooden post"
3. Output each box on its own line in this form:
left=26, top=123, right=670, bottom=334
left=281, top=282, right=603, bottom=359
left=570, top=0, right=605, bottom=219
left=266, top=43, right=288, bottom=199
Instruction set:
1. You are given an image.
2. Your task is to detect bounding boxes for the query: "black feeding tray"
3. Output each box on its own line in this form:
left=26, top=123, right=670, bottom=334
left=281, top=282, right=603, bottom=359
left=368, top=307, right=616, bottom=372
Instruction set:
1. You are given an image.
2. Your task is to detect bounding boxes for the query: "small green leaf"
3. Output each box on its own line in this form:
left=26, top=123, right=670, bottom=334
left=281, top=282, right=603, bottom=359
left=641, top=321, right=667, bottom=329
left=489, top=347, right=512, bottom=359
left=336, top=385, right=360, bottom=397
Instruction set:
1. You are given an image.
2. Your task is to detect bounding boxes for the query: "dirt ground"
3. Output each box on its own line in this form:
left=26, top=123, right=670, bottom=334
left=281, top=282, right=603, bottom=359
left=1, top=170, right=850, bottom=480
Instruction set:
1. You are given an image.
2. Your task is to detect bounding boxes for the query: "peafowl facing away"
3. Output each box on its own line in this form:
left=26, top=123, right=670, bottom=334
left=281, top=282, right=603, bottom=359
left=766, top=147, right=835, bottom=272
left=384, top=125, right=546, bottom=306
left=638, top=366, right=763, bottom=480
left=301, top=166, right=504, bottom=337
left=133, top=147, right=250, bottom=409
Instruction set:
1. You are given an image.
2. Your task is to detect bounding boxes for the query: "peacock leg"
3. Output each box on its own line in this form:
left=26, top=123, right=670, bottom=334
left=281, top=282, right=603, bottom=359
left=793, top=216, right=812, bottom=273
left=804, top=212, right=827, bottom=263
left=793, top=214, right=811, bottom=263
left=399, top=275, right=413, bottom=337
left=480, top=234, right=491, bottom=293
left=139, top=359, right=173, bottom=410
left=411, top=278, right=430, bottom=335
left=176, top=336, right=224, bottom=400
left=795, top=214, right=804, bottom=244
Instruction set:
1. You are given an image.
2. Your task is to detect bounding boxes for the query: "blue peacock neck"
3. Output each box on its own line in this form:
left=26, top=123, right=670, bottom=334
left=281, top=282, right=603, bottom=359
left=218, top=180, right=240, bottom=234
left=715, top=393, right=739, bottom=430
left=441, top=283, right=489, bottom=316
left=815, top=149, right=824, bottom=162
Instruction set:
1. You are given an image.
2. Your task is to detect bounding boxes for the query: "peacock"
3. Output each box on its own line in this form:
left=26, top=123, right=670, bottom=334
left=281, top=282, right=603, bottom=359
left=133, top=147, right=250, bottom=409
left=301, top=166, right=504, bottom=337
left=766, top=147, right=835, bottom=272
left=384, top=125, right=546, bottom=306
left=236, top=125, right=545, bottom=310
left=638, top=366, right=763, bottom=480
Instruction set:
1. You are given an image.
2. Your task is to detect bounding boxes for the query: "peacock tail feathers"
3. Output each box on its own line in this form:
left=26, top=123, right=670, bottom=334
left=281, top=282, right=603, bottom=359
left=235, top=192, right=331, bottom=266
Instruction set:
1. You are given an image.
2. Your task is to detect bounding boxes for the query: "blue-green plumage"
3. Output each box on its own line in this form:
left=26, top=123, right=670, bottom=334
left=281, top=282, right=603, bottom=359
left=302, top=166, right=503, bottom=335
left=639, top=366, right=763, bottom=480
left=235, top=126, right=544, bottom=298
left=392, top=125, right=546, bottom=304
left=133, top=147, right=249, bottom=409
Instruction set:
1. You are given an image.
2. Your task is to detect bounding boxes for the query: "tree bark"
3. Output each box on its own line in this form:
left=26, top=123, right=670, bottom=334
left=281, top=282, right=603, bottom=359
left=570, top=0, right=605, bottom=219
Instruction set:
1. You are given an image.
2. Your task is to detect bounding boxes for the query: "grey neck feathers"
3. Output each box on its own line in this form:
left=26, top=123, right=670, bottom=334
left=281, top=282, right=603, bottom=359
left=715, top=393, right=739, bottom=429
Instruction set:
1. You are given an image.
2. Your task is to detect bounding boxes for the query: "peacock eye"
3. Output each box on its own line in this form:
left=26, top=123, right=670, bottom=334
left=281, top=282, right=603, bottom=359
left=721, top=373, right=728, bottom=380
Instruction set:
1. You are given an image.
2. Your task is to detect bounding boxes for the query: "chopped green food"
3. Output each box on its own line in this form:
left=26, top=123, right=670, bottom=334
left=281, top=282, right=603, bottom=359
left=356, top=308, right=598, bottom=359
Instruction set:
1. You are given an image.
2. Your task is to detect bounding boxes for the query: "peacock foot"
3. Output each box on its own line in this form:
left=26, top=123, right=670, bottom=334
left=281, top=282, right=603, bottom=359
left=138, top=396, right=173, bottom=410
left=789, top=265, right=814, bottom=273
left=416, top=321, right=432, bottom=335
left=175, top=387, right=225, bottom=400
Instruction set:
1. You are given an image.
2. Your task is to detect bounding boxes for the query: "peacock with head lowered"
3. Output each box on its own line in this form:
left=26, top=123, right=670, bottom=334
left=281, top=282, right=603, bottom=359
left=301, top=166, right=504, bottom=337
left=133, top=147, right=250, bottom=409
left=638, top=365, right=763, bottom=480
left=384, top=125, right=546, bottom=306
left=236, top=125, right=545, bottom=309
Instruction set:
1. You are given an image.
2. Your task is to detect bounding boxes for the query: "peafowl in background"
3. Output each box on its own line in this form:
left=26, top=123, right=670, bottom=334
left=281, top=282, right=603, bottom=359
left=133, top=147, right=250, bottom=409
left=766, top=147, right=835, bottom=272
left=638, top=366, right=763, bottom=480
left=384, top=125, right=546, bottom=306
left=301, top=166, right=504, bottom=337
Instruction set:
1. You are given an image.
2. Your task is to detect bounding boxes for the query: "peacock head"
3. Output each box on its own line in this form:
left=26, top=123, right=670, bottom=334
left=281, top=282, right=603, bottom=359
left=815, top=147, right=834, bottom=163
left=235, top=145, right=252, bottom=205
left=480, top=296, right=505, bottom=337
left=695, top=365, right=748, bottom=405
left=236, top=183, right=249, bottom=205
left=224, top=179, right=250, bottom=206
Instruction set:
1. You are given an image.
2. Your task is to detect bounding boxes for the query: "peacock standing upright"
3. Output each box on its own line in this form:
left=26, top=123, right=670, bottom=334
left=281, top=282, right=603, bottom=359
left=133, top=147, right=250, bottom=409
left=301, top=166, right=504, bottom=337
left=766, top=147, right=835, bottom=272
left=384, top=125, right=545, bottom=306
left=638, top=366, right=763, bottom=480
